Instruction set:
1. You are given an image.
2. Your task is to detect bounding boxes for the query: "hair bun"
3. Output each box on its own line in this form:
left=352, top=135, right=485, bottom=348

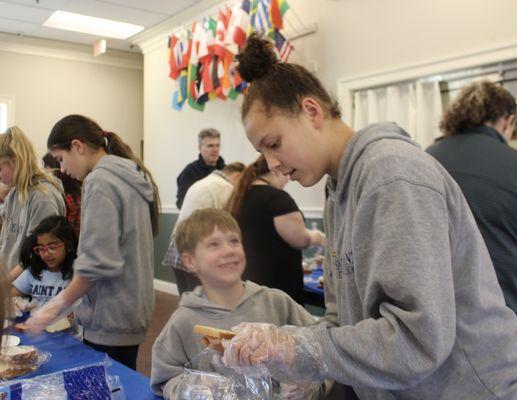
left=236, top=33, right=278, bottom=82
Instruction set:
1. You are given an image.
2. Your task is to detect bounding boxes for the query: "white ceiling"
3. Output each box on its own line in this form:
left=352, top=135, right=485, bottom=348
left=0, top=0, right=202, bottom=51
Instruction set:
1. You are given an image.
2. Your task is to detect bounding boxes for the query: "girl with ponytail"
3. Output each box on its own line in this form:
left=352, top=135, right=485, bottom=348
left=25, top=115, right=160, bottom=370
left=226, top=154, right=324, bottom=305
left=220, top=34, right=517, bottom=399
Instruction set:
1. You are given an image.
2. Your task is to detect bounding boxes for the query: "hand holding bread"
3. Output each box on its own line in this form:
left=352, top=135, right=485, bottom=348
left=194, top=325, right=235, bottom=353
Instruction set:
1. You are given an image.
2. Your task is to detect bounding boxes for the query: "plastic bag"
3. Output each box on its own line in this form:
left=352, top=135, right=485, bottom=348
left=174, top=348, right=272, bottom=400
left=0, top=356, right=124, bottom=400
left=0, top=345, right=51, bottom=381
left=222, top=323, right=328, bottom=384
left=11, top=297, right=38, bottom=318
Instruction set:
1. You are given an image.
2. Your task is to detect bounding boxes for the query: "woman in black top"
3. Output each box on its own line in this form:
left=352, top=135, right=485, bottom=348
left=227, top=155, right=325, bottom=304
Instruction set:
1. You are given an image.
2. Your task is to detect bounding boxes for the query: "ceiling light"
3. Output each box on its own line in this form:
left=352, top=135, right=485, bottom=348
left=43, top=11, right=144, bottom=39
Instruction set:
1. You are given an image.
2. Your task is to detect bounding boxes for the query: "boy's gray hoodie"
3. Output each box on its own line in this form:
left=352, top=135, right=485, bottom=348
left=73, top=155, right=155, bottom=346
left=315, top=123, right=517, bottom=399
left=0, top=180, right=65, bottom=271
left=151, top=281, right=316, bottom=397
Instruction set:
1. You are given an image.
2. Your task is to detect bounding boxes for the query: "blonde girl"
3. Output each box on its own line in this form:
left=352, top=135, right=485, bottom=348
left=0, top=127, right=65, bottom=281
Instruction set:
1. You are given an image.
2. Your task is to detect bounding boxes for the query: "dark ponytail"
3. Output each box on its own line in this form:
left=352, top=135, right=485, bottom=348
left=43, top=153, right=82, bottom=196
left=48, top=115, right=161, bottom=235
left=236, top=33, right=341, bottom=120
left=226, top=155, right=269, bottom=217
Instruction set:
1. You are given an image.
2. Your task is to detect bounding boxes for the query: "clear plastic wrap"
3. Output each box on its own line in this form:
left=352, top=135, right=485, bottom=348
left=171, top=346, right=325, bottom=400
left=23, top=295, right=80, bottom=334
left=0, top=345, right=51, bottom=381
left=11, top=297, right=38, bottom=318
left=173, top=347, right=272, bottom=400
left=0, top=356, right=125, bottom=399
left=222, top=323, right=328, bottom=384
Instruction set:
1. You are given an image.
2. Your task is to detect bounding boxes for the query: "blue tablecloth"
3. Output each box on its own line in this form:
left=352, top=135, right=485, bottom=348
left=5, top=329, right=162, bottom=399
left=303, top=268, right=324, bottom=297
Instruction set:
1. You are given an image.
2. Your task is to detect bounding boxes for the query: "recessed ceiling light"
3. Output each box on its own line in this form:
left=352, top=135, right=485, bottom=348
left=43, top=11, right=144, bottom=39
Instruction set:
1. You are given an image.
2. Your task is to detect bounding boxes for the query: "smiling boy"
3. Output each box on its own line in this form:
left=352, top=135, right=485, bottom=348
left=150, top=208, right=322, bottom=399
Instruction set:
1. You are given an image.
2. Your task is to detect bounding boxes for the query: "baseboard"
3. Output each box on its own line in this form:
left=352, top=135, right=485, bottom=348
left=154, top=278, right=179, bottom=296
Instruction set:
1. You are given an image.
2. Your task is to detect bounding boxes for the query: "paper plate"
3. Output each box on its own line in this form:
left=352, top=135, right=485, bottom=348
left=1, top=334, right=21, bottom=347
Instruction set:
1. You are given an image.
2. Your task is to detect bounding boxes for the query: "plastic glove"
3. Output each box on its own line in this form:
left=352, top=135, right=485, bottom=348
left=23, top=293, right=68, bottom=333
left=11, top=297, right=37, bottom=318
left=11, top=298, right=24, bottom=318
left=221, top=323, right=328, bottom=383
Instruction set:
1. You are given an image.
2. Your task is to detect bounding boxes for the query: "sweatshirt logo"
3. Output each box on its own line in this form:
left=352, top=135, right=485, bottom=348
left=4, top=216, right=20, bottom=235
left=335, top=250, right=354, bottom=279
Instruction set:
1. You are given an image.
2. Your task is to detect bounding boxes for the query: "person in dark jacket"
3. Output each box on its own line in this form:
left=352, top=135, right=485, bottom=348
left=176, top=128, right=225, bottom=209
left=427, top=80, right=517, bottom=314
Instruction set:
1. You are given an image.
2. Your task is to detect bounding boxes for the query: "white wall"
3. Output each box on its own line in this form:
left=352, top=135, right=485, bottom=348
left=0, top=34, right=143, bottom=160
left=317, top=0, right=517, bottom=90
left=142, top=0, right=327, bottom=214
left=141, top=0, right=517, bottom=214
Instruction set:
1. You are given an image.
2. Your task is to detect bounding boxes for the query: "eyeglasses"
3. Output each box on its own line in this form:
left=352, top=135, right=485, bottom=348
left=33, top=242, right=65, bottom=256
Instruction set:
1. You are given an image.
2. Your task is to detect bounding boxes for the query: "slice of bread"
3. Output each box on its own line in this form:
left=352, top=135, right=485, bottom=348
left=0, top=345, right=38, bottom=380
left=194, top=325, right=236, bottom=353
left=1, top=345, right=38, bottom=365
left=45, top=317, right=71, bottom=333
left=193, top=325, right=236, bottom=340
left=0, top=360, right=36, bottom=380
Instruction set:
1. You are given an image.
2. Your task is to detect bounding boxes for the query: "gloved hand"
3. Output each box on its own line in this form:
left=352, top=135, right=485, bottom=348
left=11, top=297, right=37, bottom=318
left=23, top=293, right=68, bottom=333
left=221, top=323, right=328, bottom=383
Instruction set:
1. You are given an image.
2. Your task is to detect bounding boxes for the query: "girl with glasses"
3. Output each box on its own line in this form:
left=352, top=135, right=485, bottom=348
left=11, top=216, right=77, bottom=307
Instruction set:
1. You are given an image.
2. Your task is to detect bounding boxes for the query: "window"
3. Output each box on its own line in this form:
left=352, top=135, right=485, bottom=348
left=0, top=103, right=6, bottom=132
left=0, top=96, right=14, bottom=133
left=340, top=61, right=517, bottom=148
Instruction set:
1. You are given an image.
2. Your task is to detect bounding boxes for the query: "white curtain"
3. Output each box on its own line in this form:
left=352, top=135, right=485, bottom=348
left=352, top=81, right=443, bottom=149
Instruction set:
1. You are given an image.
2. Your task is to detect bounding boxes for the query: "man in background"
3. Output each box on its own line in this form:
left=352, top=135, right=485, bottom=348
left=176, top=128, right=225, bottom=209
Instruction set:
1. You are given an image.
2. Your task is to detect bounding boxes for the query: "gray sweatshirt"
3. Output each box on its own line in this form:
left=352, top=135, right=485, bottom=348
left=315, top=123, right=517, bottom=399
left=151, top=281, right=317, bottom=397
left=0, top=180, right=65, bottom=271
left=73, top=155, right=155, bottom=346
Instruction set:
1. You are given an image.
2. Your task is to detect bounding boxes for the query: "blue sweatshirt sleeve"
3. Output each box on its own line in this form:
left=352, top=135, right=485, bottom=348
left=73, top=190, right=124, bottom=281
left=315, top=179, right=456, bottom=389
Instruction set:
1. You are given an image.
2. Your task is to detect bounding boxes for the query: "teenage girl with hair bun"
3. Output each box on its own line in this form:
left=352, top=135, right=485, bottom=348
left=24, top=115, right=160, bottom=370
left=221, top=34, right=517, bottom=400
